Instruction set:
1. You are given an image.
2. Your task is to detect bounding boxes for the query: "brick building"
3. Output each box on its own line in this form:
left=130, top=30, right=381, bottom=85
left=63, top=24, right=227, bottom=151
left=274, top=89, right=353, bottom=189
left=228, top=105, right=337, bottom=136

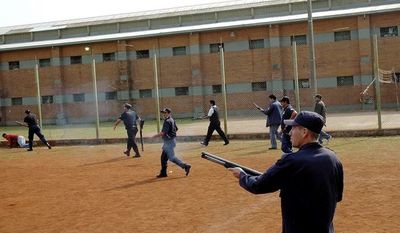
left=1, top=0, right=400, bottom=125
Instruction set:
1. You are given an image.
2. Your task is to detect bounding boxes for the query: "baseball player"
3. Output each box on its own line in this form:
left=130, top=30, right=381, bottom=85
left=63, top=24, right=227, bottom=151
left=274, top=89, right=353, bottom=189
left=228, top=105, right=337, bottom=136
left=16, top=110, right=51, bottom=151
left=114, top=103, right=141, bottom=158
left=153, top=108, right=191, bottom=178
left=200, top=100, right=229, bottom=146
left=2, top=133, right=29, bottom=148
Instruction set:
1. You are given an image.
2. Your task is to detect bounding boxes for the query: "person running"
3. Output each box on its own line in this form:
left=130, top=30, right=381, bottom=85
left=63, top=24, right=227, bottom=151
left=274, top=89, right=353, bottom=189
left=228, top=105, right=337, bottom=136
left=200, top=100, right=229, bottom=146
left=16, top=110, right=51, bottom=151
left=153, top=108, right=191, bottom=178
left=314, top=94, right=332, bottom=144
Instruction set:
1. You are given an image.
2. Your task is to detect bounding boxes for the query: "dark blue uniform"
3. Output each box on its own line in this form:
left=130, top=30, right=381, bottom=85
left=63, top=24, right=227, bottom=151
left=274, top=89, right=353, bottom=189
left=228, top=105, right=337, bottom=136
left=119, top=110, right=140, bottom=156
left=239, top=143, right=343, bottom=233
left=280, top=104, right=295, bottom=153
left=24, top=113, right=51, bottom=150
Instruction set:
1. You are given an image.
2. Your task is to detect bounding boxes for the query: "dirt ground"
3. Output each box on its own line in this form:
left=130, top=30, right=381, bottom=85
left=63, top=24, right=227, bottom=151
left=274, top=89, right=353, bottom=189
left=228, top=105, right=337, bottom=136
left=0, top=137, right=399, bottom=233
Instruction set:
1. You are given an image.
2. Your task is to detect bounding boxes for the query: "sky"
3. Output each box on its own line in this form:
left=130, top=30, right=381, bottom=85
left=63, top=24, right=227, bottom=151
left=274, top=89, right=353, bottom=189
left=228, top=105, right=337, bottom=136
left=0, top=0, right=231, bottom=28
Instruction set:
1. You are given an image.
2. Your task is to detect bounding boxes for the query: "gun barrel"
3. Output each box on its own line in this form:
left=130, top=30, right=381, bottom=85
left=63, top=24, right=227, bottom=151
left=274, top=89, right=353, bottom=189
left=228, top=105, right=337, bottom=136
left=201, top=152, right=262, bottom=176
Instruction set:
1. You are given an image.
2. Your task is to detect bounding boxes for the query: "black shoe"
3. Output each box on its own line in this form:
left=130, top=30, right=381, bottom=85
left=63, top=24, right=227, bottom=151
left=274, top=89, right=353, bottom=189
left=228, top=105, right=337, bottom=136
left=123, top=151, right=130, bottom=156
left=27, top=149, right=33, bottom=151
left=156, top=174, right=168, bottom=178
left=133, top=154, right=141, bottom=158
left=47, top=143, right=52, bottom=149
left=223, top=141, right=229, bottom=145
left=184, top=164, right=191, bottom=176
left=200, top=142, right=208, bottom=146
left=268, top=147, right=277, bottom=150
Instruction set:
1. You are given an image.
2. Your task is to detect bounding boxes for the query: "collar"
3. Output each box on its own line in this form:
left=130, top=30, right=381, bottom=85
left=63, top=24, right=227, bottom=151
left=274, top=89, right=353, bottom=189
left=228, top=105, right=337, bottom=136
left=299, top=142, right=321, bottom=151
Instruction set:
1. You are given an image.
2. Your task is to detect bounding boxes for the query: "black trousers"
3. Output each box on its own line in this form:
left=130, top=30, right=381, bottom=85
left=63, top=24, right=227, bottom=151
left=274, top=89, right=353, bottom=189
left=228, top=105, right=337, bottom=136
left=126, top=127, right=140, bottom=155
left=159, top=150, right=169, bottom=176
left=204, top=122, right=229, bottom=145
left=28, top=125, right=49, bottom=150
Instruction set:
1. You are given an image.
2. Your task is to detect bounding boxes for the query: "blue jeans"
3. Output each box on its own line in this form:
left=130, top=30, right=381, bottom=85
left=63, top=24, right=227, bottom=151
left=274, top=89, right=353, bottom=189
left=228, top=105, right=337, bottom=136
left=319, top=130, right=331, bottom=143
left=160, top=139, right=185, bottom=175
left=269, top=124, right=281, bottom=149
left=281, top=133, right=292, bottom=153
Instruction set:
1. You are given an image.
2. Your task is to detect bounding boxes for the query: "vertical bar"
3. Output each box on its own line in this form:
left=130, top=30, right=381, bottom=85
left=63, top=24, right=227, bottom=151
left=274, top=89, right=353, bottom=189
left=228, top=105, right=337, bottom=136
left=153, top=50, right=161, bottom=133
left=373, top=34, right=382, bottom=130
left=292, top=42, right=301, bottom=111
left=92, top=56, right=100, bottom=139
left=219, top=46, right=228, bottom=134
left=307, top=0, right=318, bottom=98
left=34, top=62, right=43, bottom=129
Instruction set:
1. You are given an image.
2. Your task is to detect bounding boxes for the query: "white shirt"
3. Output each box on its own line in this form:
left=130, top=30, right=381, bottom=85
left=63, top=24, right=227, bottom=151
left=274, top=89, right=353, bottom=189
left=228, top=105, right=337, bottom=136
left=207, top=105, right=216, bottom=117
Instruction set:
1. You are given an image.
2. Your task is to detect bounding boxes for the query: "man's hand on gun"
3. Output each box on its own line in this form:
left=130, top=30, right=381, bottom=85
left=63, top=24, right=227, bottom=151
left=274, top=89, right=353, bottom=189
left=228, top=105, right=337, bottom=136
left=228, top=167, right=245, bottom=179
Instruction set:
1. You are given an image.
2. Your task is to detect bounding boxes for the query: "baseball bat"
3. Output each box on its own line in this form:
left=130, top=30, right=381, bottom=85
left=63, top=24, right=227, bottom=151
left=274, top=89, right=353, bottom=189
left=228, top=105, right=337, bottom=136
left=201, top=151, right=262, bottom=176
left=139, top=119, right=145, bottom=151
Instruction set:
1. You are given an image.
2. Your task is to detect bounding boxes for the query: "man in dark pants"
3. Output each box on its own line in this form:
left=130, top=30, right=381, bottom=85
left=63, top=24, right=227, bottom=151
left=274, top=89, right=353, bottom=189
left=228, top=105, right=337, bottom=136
left=153, top=108, right=191, bottom=178
left=229, top=111, right=343, bottom=233
left=113, top=103, right=141, bottom=158
left=16, top=110, right=51, bottom=151
left=314, top=94, right=332, bottom=144
left=280, top=96, right=297, bottom=153
left=200, top=100, right=229, bottom=146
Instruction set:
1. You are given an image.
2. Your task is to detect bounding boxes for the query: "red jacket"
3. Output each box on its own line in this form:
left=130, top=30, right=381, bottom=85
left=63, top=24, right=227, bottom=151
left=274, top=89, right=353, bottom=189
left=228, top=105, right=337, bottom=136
left=4, top=134, right=18, bottom=148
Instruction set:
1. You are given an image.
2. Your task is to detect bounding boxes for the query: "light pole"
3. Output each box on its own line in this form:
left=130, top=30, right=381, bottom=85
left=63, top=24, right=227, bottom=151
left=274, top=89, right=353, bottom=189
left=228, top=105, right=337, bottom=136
left=85, top=46, right=100, bottom=139
left=307, top=0, right=318, bottom=98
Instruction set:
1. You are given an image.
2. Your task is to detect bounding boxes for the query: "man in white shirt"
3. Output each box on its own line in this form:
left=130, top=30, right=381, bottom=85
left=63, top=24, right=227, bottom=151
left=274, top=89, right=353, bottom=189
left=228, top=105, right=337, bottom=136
left=200, top=100, right=229, bottom=146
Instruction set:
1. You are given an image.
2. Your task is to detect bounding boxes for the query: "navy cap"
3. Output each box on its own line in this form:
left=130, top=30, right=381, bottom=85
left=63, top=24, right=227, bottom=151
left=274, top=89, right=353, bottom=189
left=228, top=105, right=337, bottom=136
left=284, top=111, right=324, bottom=134
left=160, top=108, right=172, bottom=113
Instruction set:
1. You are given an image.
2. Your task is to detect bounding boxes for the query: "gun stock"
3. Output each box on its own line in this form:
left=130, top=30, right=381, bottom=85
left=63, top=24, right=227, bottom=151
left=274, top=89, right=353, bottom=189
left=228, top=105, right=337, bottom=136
left=201, top=152, right=262, bottom=176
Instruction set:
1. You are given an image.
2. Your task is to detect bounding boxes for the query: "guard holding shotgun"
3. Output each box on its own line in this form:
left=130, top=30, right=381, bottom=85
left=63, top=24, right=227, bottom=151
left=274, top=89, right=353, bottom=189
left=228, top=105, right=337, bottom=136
left=227, top=111, right=344, bottom=233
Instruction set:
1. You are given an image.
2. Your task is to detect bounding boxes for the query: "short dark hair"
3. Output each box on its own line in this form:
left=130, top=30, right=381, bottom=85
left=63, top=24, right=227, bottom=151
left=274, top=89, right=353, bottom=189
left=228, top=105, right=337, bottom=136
left=315, top=94, right=322, bottom=99
left=269, top=94, right=276, bottom=100
left=210, top=100, right=216, bottom=105
left=2, top=133, right=6, bottom=137
left=25, top=110, right=30, bottom=114
left=124, top=103, right=132, bottom=109
left=280, top=96, right=290, bottom=104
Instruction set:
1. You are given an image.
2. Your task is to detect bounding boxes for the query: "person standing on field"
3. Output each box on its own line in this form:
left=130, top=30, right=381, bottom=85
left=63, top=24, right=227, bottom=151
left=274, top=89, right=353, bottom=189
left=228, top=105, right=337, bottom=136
left=229, top=111, right=343, bottom=233
left=279, top=96, right=297, bottom=153
left=114, top=103, right=141, bottom=158
left=314, top=94, right=332, bottom=144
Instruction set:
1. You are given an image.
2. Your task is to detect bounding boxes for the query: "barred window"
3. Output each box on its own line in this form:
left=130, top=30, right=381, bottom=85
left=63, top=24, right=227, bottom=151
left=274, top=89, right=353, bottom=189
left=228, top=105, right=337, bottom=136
left=380, top=26, right=398, bottom=37
left=105, top=91, right=117, bottom=100
left=8, top=61, right=20, bottom=70
left=249, top=39, right=265, bottom=49
left=251, top=82, right=267, bottom=91
left=290, top=35, right=307, bottom=45
left=175, top=87, right=189, bottom=96
left=334, top=31, right=351, bottom=41
left=139, top=89, right=152, bottom=98
left=42, top=95, right=54, bottom=104
left=293, top=79, right=310, bottom=88
left=337, top=76, right=354, bottom=86
left=172, top=46, right=187, bottom=56
left=73, top=93, right=85, bottom=102
left=70, top=56, right=82, bottom=64
left=102, top=53, right=115, bottom=62
left=39, top=58, right=51, bottom=67
left=11, top=97, right=22, bottom=105
left=210, top=43, right=224, bottom=53
left=136, top=50, right=150, bottom=59
left=212, top=85, right=222, bottom=94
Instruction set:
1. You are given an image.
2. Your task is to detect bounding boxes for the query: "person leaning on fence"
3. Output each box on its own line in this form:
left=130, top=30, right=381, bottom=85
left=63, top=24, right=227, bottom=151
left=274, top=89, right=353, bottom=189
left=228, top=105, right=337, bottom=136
left=15, top=110, right=51, bottom=151
left=113, top=103, right=141, bottom=158
left=279, top=96, right=297, bottom=153
left=314, top=94, right=332, bottom=144
left=229, top=111, right=344, bottom=233
left=255, top=94, right=282, bottom=150
left=2, top=133, right=29, bottom=148
left=200, top=100, right=229, bottom=147
left=153, top=108, right=191, bottom=178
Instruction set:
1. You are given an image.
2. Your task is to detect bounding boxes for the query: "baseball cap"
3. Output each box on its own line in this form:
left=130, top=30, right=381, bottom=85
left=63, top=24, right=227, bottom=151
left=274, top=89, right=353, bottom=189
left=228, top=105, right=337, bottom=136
left=284, top=111, right=324, bottom=134
left=160, top=108, right=172, bottom=113
left=124, top=103, right=132, bottom=109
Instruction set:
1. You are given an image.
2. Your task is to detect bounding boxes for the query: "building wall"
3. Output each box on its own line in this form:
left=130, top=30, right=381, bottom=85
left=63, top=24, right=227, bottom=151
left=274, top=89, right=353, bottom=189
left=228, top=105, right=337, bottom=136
left=1, top=11, right=400, bottom=125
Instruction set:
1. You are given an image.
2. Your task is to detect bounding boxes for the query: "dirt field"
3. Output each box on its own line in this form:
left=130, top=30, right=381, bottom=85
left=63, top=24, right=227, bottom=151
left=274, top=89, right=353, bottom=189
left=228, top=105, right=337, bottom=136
left=0, top=137, right=399, bottom=233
